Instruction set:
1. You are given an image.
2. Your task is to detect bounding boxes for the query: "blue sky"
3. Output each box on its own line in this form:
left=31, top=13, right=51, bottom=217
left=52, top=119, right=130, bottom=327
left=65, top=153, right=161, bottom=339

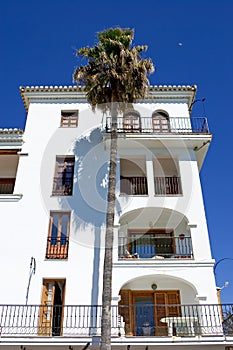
left=1, top=0, right=233, bottom=302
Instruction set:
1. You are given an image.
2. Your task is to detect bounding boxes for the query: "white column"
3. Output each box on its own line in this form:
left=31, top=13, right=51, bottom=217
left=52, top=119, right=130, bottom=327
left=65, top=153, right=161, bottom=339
left=146, top=153, right=154, bottom=196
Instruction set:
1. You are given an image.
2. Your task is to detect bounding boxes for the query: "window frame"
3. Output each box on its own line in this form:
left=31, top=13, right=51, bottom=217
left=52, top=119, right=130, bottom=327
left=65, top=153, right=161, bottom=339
left=123, top=110, right=141, bottom=132
left=52, top=156, right=75, bottom=196
left=152, top=111, right=170, bottom=133
left=60, top=110, right=79, bottom=128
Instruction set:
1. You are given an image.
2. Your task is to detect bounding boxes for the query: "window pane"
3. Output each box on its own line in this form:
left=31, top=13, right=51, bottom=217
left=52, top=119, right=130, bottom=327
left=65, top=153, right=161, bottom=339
left=61, top=214, right=69, bottom=245
left=51, top=214, right=59, bottom=245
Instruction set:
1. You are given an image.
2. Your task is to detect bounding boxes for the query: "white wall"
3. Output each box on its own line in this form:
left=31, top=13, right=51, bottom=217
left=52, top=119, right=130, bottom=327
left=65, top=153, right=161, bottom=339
left=0, top=98, right=217, bottom=308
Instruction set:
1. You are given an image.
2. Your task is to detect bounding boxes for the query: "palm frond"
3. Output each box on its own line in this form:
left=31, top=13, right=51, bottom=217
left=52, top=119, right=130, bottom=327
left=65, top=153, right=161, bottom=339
left=73, top=27, right=155, bottom=111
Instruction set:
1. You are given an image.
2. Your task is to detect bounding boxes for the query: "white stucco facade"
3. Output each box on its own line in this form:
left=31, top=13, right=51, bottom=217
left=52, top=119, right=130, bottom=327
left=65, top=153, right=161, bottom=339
left=0, top=85, right=231, bottom=349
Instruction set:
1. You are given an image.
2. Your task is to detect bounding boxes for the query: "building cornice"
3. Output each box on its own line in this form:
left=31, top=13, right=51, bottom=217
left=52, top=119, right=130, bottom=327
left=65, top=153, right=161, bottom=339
left=20, top=85, right=197, bottom=112
left=0, top=128, right=24, bottom=147
left=0, top=128, right=23, bottom=135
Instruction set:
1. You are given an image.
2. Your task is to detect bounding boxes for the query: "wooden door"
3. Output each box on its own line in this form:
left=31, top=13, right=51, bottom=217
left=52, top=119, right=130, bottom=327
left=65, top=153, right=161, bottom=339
left=119, top=289, right=134, bottom=336
left=152, top=115, right=170, bottom=133
left=119, top=290, right=180, bottom=336
left=38, top=280, right=65, bottom=336
left=123, top=115, right=140, bottom=132
left=154, top=291, right=181, bottom=335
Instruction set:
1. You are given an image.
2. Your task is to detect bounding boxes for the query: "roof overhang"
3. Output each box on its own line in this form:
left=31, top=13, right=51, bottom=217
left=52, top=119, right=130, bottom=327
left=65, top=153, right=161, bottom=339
left=20, top=85, right=197, bottom=112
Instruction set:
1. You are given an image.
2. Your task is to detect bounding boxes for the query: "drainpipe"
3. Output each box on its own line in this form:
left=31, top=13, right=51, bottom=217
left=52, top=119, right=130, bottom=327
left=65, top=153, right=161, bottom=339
left=25, top=257, right=36, bottom=305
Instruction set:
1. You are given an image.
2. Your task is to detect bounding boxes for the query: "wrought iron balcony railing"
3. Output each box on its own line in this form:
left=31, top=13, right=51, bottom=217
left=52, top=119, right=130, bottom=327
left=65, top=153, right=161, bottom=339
left=154, top=176, right=182, bottom=195
left=118, top=235, right=193, bottom=259
left=45, top=237, right=69, bottom=259
left=52, top=177, right=73, bottom=196
left=104, top=117, right=210, bottom=134
left=0, top=304, right=232, bottom=337
left=0, top=178, right=15, bottom=194
left=120, top=176, right=148, bottom=195
left=120, top=177, right=182, bottom=196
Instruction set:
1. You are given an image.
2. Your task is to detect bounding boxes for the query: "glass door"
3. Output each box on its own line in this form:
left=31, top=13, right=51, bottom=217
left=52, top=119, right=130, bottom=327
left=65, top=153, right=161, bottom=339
left=134, top=295, right=155, bottom=336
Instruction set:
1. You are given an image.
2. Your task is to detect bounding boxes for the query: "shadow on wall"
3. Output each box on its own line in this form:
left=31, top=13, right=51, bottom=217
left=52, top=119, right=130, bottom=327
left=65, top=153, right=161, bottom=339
left=58, top=128, right=123, bottom=307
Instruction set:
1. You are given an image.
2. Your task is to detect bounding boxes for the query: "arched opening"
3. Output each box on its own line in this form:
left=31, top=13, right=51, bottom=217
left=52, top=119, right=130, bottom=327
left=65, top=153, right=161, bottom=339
left=120, top=156, right=148, bottom=195
left=118, top=207, right=192, bottom=260
left=118, top=275, right=199, bottom=337
left=152, top=110, right=170, bottom=133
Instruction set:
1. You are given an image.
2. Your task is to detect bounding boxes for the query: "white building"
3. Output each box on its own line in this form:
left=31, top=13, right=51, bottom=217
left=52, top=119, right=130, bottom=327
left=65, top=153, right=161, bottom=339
left=0, top=85, right=232, bottom=349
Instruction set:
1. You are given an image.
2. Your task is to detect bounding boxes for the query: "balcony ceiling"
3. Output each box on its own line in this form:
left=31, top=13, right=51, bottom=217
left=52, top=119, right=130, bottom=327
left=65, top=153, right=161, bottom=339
left=104, top=134, right=212, bottom=170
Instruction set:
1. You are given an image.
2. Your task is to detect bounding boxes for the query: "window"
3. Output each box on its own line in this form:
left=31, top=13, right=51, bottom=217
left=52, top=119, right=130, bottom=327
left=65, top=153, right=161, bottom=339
left=129, top=230, right=174, bottom=258
left=152, top=111, right=170, bottom=133
left=52, top=156, right=75, bottom=196
left=60, top=110, right=78, bottom=127
left=46, top=211, right=70, bottom=259
left=123, top=110, right=141, bottom=132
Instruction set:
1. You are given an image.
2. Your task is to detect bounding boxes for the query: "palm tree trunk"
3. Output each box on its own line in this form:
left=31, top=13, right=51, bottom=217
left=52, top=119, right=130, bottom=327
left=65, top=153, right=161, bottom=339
left=100, top=103, right=118, bottom=350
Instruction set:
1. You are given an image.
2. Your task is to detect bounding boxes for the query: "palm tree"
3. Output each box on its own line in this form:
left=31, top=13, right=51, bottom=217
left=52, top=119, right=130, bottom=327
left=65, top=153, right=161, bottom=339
left=73, top=27, right=154, bottom=350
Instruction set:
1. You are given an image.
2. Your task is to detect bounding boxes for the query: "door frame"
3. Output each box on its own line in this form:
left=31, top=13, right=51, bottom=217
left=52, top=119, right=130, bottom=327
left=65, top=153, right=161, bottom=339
left=39, top=279, right=66, bottom=336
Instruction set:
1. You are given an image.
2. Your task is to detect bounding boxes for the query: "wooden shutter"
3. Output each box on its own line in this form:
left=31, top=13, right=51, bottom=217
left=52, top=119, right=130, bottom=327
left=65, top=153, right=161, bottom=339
left=38, top=280, right=65, bottom=336
left=61, top=111, right=78, bottom=127
left=119, top=289, right=133, bottom=336
left=154, top=291, right=180, bottom=336
left=167, top=291, right=181, bottom=317
left=38, top=282, right=55, bottom=336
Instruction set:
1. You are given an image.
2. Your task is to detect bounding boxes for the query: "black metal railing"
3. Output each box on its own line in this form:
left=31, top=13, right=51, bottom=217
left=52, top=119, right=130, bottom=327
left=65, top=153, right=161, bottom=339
left=120, top=176, right=148, bottom=195
left=52, top=177, right=73, bottom=196
left=118, top=235, right=193, bottom=259
left=105, top=117, right=210, bottom=134
left=45, top=237, right=69, bottom=259
left=154, top=176, right=182, bottom=195
left=0, top=304, right=232, bottom=337
left=0, top=178, right=15, bottom=194
left=118, top=303, right=233, bottom=337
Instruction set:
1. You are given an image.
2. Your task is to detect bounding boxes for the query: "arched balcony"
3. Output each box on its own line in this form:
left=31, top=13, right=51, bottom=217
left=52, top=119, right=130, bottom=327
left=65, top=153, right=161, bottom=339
left=118, top=207, right=193, bottom=260
left=118, top=275, right=199, bottom=336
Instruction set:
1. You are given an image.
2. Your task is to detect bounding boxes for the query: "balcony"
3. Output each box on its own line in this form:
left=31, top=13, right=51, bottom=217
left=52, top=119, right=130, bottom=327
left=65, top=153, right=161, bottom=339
left=0, top=304, right=232, bottom=337
left=105, top=117, right=210, bottom=134
left=118, top=234, right=193, bottom=259
left=0, top=178, right=15, bottom=194
left=45, top=237, right=69, bottom=259
left=154, top=176, right=182, bottom=195
left=120, top=176, right=148, bottom=195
